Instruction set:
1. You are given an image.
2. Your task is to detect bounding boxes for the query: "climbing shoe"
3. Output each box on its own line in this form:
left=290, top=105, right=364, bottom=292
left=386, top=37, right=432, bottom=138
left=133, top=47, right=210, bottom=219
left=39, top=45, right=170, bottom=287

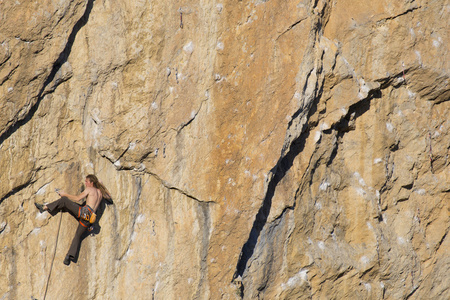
left=34, top=203, right=46, bottom=213
left=63, top=255, right=71, bottom=266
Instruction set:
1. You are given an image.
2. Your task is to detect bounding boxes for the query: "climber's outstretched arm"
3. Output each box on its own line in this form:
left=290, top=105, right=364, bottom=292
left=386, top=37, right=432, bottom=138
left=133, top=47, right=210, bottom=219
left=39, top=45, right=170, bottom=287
left=59, top=189, right=89, bottom=204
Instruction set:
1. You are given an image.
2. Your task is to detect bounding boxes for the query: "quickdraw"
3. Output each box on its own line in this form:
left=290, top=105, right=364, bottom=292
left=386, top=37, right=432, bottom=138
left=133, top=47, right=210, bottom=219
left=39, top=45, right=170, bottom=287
left=180, top=11, right=183, bottom=28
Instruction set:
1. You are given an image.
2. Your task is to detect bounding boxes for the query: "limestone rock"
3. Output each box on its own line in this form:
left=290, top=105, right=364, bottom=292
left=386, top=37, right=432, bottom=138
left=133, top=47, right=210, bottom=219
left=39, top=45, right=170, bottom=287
left=0, top=0, right=448, bottom=299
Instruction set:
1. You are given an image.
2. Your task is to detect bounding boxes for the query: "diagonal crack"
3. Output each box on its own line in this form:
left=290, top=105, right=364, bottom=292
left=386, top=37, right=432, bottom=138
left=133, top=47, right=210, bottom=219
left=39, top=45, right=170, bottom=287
left=0, top=177, right=35, bottom=205
left=232, top=99, right=316, bottom=283
left=173, top=98, right=208, bottom=134
left=146, top=170, right=216, bottom=204
left=0, top=0, right=94, bottom=146
left=375, top=6, right=421, bottom=25
left=276, top=17, right=308, bottom=40
left=100, top=153, right=216, bottom=205
left=232, top=14, right=325, bottom=288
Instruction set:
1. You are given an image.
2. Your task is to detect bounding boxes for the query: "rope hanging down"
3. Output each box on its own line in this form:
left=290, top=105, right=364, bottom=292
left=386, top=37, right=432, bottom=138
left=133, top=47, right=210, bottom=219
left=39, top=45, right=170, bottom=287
left=43, top=212, right=63, bottom=300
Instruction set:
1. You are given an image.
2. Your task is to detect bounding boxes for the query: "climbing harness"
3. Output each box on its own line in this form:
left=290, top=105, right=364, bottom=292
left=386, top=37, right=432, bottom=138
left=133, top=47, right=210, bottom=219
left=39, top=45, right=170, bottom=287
left=78, top=205, right=97, bottom=224
left=43, top=212, right=63, bottom=300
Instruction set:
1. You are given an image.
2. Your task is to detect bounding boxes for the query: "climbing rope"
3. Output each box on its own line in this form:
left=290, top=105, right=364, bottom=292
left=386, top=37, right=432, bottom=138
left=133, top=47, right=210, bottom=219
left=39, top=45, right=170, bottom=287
left=43, top=212, right=63, bottom=300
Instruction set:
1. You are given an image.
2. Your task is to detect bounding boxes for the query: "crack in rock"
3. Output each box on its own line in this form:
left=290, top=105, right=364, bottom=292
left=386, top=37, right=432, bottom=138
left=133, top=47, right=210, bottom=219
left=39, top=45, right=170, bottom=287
left=0, top=0, right=94, bottom=145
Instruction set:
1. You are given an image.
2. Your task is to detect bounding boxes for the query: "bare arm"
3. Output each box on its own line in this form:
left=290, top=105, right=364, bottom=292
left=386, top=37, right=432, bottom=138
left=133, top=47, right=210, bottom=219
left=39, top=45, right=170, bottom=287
left=59, top=189, right=89, bottom=203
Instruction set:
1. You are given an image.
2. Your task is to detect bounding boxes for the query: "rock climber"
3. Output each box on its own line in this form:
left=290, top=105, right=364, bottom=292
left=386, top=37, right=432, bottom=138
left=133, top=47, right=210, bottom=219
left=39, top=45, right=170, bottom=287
left=35, top=174, right=111, bottom=265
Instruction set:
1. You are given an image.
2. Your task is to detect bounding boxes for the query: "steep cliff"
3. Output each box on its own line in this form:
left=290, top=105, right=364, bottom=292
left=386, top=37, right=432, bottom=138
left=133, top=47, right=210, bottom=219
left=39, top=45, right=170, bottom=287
left=0, top=0, right=448, bottom=299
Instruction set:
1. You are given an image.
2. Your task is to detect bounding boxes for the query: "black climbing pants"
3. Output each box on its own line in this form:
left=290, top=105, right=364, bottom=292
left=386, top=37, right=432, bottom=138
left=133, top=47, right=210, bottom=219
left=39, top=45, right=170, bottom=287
left=46, top=197, right=89, bottom=259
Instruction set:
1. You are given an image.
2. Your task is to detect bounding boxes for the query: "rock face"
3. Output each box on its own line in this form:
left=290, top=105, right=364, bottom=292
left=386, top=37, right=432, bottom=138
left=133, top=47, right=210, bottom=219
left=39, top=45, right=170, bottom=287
left=0, top=0, right=448, bottom=299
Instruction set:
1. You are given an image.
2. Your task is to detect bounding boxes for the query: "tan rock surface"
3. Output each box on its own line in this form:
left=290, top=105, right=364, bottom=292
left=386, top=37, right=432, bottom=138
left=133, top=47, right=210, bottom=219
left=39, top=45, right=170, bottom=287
left=0, top=0, right=448, bottom=299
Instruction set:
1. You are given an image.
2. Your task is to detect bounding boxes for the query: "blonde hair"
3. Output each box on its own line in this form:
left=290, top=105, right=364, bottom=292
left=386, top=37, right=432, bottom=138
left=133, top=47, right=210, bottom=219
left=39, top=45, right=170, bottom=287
left=86, top=174, right=111, bottom=200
